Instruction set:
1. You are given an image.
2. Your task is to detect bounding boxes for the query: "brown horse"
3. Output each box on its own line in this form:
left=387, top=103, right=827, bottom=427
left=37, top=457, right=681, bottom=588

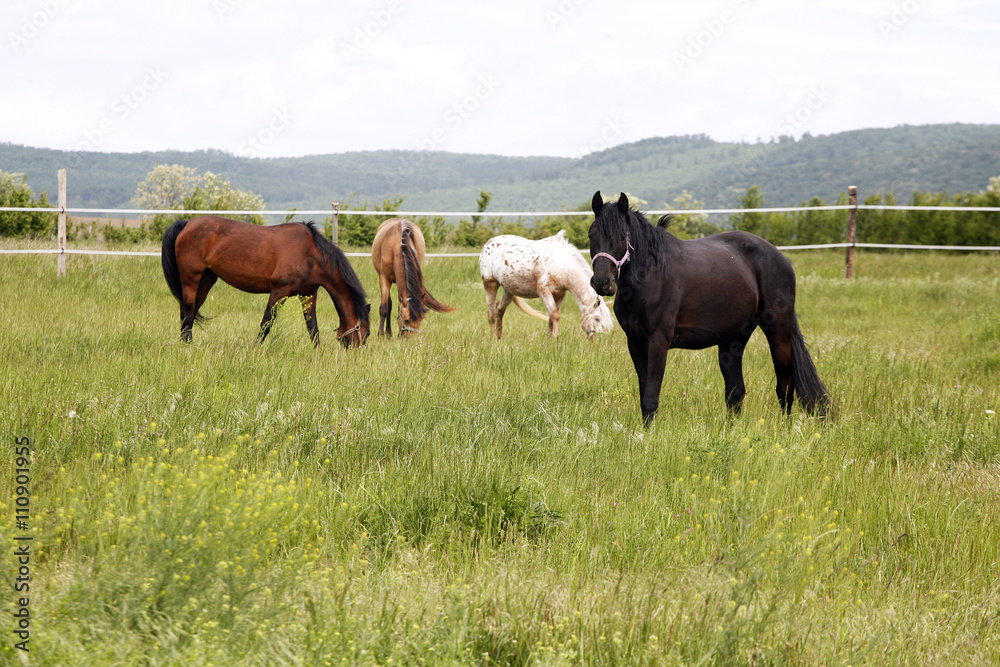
left=161, top=216, right=370, bottom=348
left=370, top=218, right=455, bottom=336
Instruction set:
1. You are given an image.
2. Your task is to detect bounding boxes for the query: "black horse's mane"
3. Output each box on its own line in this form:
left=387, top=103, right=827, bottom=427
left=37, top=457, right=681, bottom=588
left=304, top=222, right=370, bottom=326
left=596, top=205, right=678, bottom=284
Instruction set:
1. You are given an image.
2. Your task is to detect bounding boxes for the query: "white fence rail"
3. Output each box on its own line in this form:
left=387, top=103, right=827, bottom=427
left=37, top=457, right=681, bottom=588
left=3, top=202, right=1000, bottom=266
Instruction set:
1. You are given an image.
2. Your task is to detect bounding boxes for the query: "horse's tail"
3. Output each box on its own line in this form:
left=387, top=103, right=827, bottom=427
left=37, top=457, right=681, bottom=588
left=401, top=221, right=455, bottom=314
left=513, top=296, right=549, bottom=322
left=160, top=219, right=207, bottom=324
left=790, top=316, right=830, bottom=417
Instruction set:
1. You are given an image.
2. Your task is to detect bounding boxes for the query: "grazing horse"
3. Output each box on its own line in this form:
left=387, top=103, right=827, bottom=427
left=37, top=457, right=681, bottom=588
left=370, top=218, right=455, bottom=336
left=161, top=216, right=370, bottom=348
left=588, top=191, right=829, bottom=427
left=479, top=231, right=614, bottom=339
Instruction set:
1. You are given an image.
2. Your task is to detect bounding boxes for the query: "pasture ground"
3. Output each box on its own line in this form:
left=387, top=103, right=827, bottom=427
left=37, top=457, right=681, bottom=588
left=1, top=245, right=999, bottom=665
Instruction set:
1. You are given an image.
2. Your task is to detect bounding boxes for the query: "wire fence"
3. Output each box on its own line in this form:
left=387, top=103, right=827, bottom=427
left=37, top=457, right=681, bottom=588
left=3, top=204, right=1000, bottom=259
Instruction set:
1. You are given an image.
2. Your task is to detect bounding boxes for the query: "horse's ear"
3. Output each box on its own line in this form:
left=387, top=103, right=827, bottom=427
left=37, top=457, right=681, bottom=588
left=617, top=192, right=629, bottom=216
left=591, top=191, right=603, bottom=216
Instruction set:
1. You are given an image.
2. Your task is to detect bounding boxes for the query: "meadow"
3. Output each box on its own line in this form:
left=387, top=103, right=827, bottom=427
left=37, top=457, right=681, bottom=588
left=1, top=243, right=999, bottom=665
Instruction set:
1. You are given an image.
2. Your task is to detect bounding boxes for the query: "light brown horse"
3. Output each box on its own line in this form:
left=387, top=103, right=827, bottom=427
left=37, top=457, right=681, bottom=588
left=370, top=218, right=455, bottom=336
left=161, top=216, right=370, bottom=348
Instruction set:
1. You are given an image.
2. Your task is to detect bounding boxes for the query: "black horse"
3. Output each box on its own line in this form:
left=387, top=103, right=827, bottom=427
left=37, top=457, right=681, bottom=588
left=588, top=191, right=829, bottom=427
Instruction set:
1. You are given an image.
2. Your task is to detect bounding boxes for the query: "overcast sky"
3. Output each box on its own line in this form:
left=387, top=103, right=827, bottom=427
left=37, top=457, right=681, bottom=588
left=2, top=0, right=997, bottom=159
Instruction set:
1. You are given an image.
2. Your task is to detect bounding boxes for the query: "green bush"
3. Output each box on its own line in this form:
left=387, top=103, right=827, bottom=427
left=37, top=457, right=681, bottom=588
left=330, top=194, right=405, bottom=246
left=0, top=170, right=56, bottom=238
left=731, top=181, right=1000, bottom=247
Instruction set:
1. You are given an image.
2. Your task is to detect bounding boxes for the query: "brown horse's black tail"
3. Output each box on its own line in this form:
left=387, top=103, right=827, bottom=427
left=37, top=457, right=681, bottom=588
left=161, top=219, right=207, bottom=325
left=791, top=316, right=830, bottom=416
left=400, top=221, right=455, bottom=315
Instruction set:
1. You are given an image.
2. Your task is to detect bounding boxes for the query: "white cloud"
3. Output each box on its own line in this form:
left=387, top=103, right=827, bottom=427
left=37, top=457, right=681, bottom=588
left=0, top=0, right=996, bottom=157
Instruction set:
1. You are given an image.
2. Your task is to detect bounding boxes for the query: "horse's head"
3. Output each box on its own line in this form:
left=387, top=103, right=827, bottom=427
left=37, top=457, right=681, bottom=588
left=589, top=191, right=632, bottom=296
left=398, top=298, right=424, bottom=337
left=581, top=296, right=615, bottom=338
left=338, top=303, right=371, bottom=348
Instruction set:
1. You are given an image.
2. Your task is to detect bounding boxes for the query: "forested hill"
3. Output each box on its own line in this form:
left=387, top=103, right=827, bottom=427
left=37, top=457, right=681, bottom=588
left=2, top=123, right=998, bottom=213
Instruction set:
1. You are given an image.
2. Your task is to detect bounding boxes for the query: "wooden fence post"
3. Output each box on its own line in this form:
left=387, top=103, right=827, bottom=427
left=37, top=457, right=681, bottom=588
left=57, top=169, right=67, bottom=278
left=331, top=201, right=339, bottom=244
left=845, top=185, right=858, bottom=279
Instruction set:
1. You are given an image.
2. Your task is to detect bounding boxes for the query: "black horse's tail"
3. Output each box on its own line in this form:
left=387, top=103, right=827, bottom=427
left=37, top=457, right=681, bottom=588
left=161, top=219, right=207, bottom=325
left=401, top=221, right=455, bottom=315
left=791, top=316, right=830, bottom=416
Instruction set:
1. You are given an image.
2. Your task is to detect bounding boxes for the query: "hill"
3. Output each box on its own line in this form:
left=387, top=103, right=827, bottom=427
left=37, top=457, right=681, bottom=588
left=2, top=124, right=998, bottom=214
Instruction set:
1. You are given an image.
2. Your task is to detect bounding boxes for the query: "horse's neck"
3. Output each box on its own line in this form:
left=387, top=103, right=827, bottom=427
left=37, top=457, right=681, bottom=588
left=563, top=261, right=600, bottom=311
left=622, top=222, right=676, bottom=283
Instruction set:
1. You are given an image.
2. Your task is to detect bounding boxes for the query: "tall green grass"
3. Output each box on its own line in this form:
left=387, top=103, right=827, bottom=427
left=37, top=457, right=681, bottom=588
left=1, top=247, right=999, bottom=664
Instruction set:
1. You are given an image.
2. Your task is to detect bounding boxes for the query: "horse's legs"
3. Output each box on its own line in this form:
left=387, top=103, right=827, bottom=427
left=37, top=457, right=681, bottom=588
left=626, top=332, right=669, bottom=428
left=393, top=253, right=411, bottom=332
left=378, top=272, right=393, bottom=337
left=718, top=335, right=751, bottom=413
left=258, top=288, right=295, bottom=343
left=538, top=290, right=566, bottom=338
left=179, top=298, right=195, bottom=343
left=179, top=269, right=209, bottom=343
left=179, top=287, right=196, bottom=343
left=299, top=291, right=320, bottom=347
left=640, top=333, right=671, bottom=428
left=626, top=334, right=649, bottom=406
left=482, top=278, right=500, bottom=338
left=494, top=290, right=514, bottom=339
left=763, top=325, right=795, bottom=414
left=538, top=289, right=563, bottom=338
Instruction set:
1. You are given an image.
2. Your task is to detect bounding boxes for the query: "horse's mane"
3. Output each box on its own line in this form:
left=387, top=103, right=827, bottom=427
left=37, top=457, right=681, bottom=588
left=595, top=204, right=677, bottom=286
left=546, top=230, right=592, bottom=276
left=400, top=219, right=428, bottom=320
left=304, top=222, right=370, bottom=326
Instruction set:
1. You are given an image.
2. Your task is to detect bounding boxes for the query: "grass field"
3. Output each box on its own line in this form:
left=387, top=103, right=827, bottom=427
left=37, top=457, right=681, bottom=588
left=1, top=244, right=999, bottom=665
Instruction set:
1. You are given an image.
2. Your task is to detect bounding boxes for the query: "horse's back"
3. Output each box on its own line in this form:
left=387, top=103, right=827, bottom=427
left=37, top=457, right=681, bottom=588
left=480, top=233, right=592, bottom=298
left=176, top=216, right=318, bottom=292
left=373, top=218, right=425, bottom=267
left=661, top=231, right=797, bottom=346
left=479, top=235, right=536, bottom=285
left=371, top=219, right=398, bottom=270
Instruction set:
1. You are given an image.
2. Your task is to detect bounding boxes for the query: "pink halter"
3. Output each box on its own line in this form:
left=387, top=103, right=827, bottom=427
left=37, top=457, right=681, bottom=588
left=591, top=233, right=633, bottom=277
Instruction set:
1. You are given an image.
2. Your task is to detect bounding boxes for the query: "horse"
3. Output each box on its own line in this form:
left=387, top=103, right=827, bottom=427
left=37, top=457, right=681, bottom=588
left=588, top=191, right=829, bottom=427
left=370, top=218, right=455, bottom=336
left=161, top=215, right=370, bottom=348
left=479, top=231, right=614, bottom=339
